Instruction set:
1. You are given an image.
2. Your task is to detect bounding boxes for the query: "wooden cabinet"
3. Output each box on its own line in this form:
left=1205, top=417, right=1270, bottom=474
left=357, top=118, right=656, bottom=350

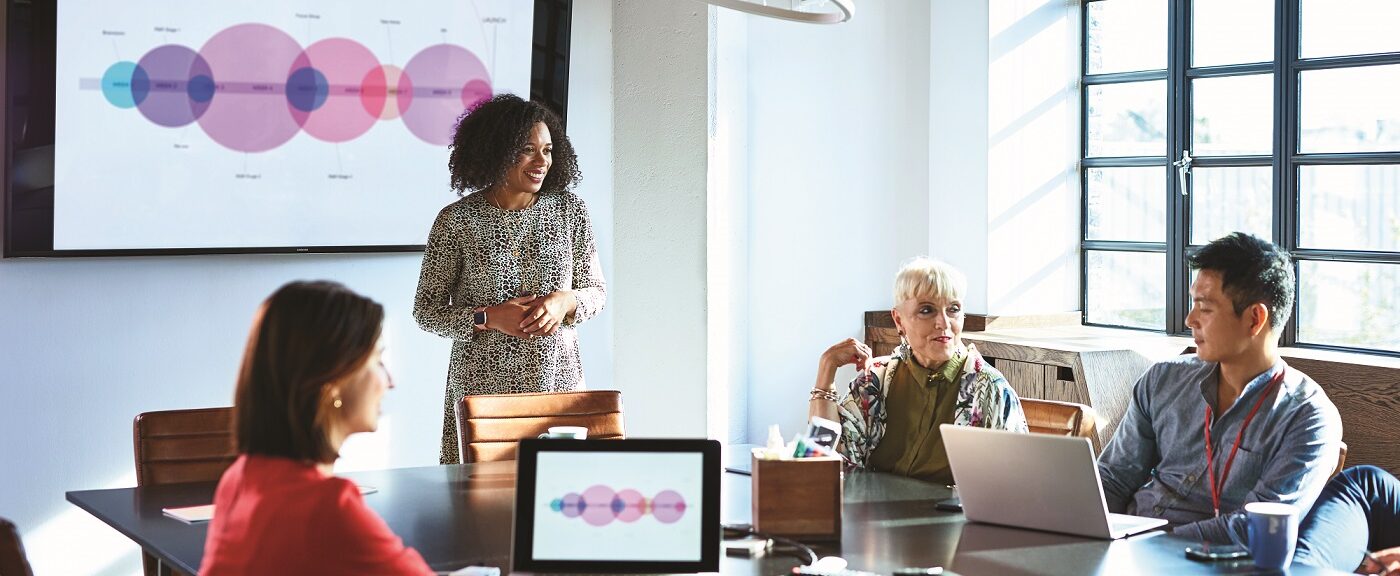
left=961, top=334, right=1174, bottom=453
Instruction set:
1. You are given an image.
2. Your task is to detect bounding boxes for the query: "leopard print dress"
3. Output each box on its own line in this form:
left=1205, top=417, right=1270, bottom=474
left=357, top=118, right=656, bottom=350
left=413, top=190, right=606, bottom=464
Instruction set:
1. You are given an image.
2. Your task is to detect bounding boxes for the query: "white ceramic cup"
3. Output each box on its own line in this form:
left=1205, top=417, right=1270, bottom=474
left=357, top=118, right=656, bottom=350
left=538, top=426, right=588, bottom=440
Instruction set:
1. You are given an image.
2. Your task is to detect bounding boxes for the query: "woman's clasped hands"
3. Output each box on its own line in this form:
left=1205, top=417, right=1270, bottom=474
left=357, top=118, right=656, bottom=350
left=482, top=291, right=575, bottom=339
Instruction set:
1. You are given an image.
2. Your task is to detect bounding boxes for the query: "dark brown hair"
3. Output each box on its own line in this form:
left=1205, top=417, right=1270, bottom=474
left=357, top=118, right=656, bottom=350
left=448, top=93, right=580, bottom=196
left=1188, top=232, right=1295, bottom=331
left=233, top=281, right=384, bottom=463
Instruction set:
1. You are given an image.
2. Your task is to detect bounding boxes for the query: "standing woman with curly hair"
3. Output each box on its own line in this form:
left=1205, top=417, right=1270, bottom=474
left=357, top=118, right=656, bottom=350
left=414, top=94, right=606, bottom=464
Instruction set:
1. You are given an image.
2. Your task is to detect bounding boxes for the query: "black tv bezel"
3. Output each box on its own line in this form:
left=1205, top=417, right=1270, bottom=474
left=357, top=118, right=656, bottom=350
left=511, top=438, right=723, bottom=574
left=2, top=0, right=571, bottom=258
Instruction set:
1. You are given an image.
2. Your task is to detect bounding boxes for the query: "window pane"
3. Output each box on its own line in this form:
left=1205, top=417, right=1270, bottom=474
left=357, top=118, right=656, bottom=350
left=1192, top=0, right=1274, bottom=67
left=1086, top=167, right=1166, bottom=242
left=1300, top=65, right=1400, bottom=153
left=1301, top=0, right=1400, bottom=58
left=1190, top=166, right=1272, bottom=244
left=1192, top=74, right=1274, bottom=156
left=1087, top=80, right=1167, bottom=157
left=1087, top=0, right=1167, bottom=74
left=1086, top=251, right=1165, bottom=329
left=1299, top=165, right=1400, bottom=251
left=1297, top=260, right=1400, bottom=353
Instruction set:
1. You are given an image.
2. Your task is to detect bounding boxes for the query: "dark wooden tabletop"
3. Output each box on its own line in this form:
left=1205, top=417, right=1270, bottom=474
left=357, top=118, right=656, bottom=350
left=67, top=455, right=1352, bottom=575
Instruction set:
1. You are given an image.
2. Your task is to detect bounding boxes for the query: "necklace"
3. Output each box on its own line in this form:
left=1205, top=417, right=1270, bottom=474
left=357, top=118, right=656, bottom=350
left=486, top=189, right=540, bottom=294
left=486, top=188, right=539, bottom=211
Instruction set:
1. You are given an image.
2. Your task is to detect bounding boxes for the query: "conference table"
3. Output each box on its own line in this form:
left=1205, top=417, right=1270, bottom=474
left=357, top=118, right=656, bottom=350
left=67, top=450, right=1351, bottom=576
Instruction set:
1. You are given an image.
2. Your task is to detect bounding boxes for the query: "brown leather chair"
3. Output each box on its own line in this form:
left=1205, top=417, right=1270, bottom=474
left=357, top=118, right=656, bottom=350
left=134, top=407, right=238, bottom=576
left=0, top=517, right=35, bottom=576
left=1020, top=398, right=1098, bottom=440
left=455, top=390, right=625, bottom=463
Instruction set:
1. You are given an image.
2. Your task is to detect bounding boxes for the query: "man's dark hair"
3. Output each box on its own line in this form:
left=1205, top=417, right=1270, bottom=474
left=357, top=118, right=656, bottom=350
left=234, top=281, right=384, bottom=463
left=1188, top=232, right=1295, bottom=332
left=448, top=93, right=580, bottom=196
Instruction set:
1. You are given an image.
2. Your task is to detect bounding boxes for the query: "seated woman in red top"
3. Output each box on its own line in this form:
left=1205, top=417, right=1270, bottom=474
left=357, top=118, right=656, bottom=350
left=201, top=281, right=434, bottom=575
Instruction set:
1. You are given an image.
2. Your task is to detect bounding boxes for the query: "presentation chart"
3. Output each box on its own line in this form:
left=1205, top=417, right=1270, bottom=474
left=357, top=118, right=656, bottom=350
left=533, top=452, right=705, bottom=562
left=550, top=486, right=689, bottom=526
left=89, top=24, right=491, bottom=151
left=52, top=0, right=533, bottom=250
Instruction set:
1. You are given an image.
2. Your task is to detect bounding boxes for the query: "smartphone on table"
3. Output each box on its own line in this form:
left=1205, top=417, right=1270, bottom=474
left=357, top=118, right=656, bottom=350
left=1184, top=543, right=1250, bottom=561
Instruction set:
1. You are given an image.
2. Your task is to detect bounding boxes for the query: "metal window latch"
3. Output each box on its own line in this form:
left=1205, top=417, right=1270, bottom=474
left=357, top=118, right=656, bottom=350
left=1172, top=150, right=1193, bottom=196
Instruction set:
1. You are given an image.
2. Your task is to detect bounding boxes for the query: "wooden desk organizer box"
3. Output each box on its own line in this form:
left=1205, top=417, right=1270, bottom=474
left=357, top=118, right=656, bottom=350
left=750, top=455, right=843, bottom=540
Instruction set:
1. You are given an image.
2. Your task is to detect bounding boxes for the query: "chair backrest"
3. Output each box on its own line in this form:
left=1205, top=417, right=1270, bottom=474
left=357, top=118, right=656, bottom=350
left=455, top=390, right=625, bottom=463
left=134, top=407, right=238, bottom=576
left=134, top=407, right=239, bottom=487
left=1020, top=398, right=1098, bottom=440
left=0, top=517, right=34, bottom=576
left=1332, top=441, right=1348, bottom=479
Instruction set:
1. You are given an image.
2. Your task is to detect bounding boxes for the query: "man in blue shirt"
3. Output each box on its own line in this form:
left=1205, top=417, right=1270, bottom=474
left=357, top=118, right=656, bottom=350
left=1097, top=232, right=1344, bottom=543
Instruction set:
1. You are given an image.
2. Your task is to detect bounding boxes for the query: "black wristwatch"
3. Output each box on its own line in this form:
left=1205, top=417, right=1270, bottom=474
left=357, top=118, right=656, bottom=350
left=472, top=308, right=488, bottom=331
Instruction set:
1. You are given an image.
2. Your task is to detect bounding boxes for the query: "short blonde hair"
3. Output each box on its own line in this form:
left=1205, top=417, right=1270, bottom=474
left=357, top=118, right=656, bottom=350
left=893, top=257, right=966, bottom=305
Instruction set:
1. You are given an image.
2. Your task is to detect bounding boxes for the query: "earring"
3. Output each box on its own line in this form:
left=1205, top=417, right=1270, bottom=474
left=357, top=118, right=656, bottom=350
left=333, top=396, right=343, bottom=409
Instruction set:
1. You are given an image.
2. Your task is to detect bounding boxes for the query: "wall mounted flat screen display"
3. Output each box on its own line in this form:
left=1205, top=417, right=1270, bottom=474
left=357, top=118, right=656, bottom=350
left=3, top=0, right=572, bottom=256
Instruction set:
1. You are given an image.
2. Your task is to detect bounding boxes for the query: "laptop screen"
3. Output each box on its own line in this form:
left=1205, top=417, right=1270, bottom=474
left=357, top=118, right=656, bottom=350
left=512, top=438, right=721, bottom=573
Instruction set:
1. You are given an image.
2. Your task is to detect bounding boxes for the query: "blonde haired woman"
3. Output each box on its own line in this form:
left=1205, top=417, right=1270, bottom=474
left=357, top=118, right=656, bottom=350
left=808, top=258, right=1027, bottom=483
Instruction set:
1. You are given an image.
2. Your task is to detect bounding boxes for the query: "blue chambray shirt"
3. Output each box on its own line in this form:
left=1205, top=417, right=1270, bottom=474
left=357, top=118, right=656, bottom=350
left=1097, top=354, right=1344, bottom=543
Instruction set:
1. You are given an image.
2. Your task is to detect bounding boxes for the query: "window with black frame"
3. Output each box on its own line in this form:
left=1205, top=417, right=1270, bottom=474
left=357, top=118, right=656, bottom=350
left=1081, top=0, right=1400, bottom=356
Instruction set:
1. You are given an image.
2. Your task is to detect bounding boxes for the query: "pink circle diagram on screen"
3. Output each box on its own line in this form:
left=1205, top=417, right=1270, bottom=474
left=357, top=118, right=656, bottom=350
left=297, top=37, right=381, bottom=143
left=95, top=23, right=493, bottom=152
left=399, top=44, right=492, bottom=146
left=550, top=486, right=689, bottom=527
left=197, top=24, right=304, bottom=152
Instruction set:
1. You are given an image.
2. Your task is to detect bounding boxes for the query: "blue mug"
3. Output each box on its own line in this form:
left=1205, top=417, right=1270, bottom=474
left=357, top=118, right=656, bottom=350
left=1231, top=502, right=1299, bottom=570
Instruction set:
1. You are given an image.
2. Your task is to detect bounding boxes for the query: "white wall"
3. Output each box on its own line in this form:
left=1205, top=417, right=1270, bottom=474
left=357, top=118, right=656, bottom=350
left=570, top=0, right=616, bottom=391
left=705, top=5, right=750, bottom=442
left=741, top=1, right=933, bottom=442
left=930, top=0, right=1081, bottom=317
left=985, top=0, right=1081, bottom=315
left=707, top=6, right=750, bottom=443
left=738, top=0, right=1082, bottom=440
left=930, top=0, right=992, bottom=314
left=611, top=0, right=711, bottom=437
left=0, top=3, right=617, bottom=574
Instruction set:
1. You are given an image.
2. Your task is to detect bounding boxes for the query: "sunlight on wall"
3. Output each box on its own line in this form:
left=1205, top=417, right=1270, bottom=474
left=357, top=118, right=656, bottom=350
left=985, top=0, right=1081, bottom=315
left=336, top=415, right=395, bottom=473
left=26, top=471, right=142, bottom=576
left=706, top=5, right=749, bottom=444
left=334, top=316, right=399, bottom=473
left=706, top=120, right=735, bottom=444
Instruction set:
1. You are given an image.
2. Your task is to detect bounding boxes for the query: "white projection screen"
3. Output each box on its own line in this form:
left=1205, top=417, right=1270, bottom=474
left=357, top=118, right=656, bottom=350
left=3, top=0, right=570, bottom=255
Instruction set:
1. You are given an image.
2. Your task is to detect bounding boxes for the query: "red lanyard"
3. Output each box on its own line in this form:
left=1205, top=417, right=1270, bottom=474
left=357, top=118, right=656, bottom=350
left=1203, top=368, right=1286, bottom=517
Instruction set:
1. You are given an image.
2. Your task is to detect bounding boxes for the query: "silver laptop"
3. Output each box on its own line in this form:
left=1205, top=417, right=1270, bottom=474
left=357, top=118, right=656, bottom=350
left=941, top=424, right=1167, bottom=539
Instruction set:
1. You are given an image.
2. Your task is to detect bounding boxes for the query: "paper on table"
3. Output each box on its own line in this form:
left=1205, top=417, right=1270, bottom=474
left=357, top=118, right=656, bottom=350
left=162, top=504, right=215, bottom=524
left=159, top=484, right=375, bottom=524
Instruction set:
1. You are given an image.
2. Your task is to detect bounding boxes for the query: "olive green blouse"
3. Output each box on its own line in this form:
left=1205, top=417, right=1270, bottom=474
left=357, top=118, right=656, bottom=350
left=865, top=349, right=967, bottom=484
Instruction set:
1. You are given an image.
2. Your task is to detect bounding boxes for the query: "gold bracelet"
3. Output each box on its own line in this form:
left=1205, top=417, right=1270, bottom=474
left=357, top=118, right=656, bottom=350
left=809, top=388, right=839, bottom=402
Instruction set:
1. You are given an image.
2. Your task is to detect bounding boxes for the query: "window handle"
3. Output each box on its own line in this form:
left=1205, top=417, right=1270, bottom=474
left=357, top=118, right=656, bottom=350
left=1172, top=150, right=1193, bottom=196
